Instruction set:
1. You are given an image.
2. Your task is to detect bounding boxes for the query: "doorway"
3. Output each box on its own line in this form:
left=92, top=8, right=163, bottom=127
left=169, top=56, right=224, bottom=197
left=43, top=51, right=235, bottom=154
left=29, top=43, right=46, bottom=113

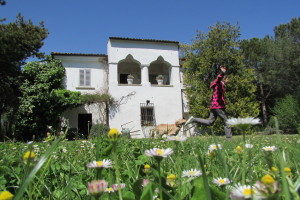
left=78, top=114, right=92, bottom=138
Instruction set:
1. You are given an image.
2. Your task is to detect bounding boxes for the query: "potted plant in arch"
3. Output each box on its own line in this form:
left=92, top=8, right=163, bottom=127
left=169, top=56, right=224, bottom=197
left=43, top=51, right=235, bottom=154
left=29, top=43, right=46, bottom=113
left=156, top=74, right=164, bottom=85
left=127, top=74, right=134, bottom=84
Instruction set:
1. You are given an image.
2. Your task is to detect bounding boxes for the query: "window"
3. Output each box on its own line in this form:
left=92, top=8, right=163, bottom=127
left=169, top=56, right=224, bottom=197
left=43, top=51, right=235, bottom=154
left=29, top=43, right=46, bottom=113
left=140, top=103, right=155, bottom=126
left=79, top=69, right=91, bottom=86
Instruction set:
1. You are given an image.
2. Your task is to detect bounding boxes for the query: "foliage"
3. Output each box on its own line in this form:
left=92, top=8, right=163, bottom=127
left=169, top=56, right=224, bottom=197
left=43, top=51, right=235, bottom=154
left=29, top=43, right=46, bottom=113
left=80, top=93, right=114, bottom=104
left=271, top=95, right=300, bottom=132
left=15, top=56, right=81, bottom=140
left=181, top=22, right=260, bottom=134
left=0, top=14, right=48, bottom=115
left=89, top=123, right=110, bottom=138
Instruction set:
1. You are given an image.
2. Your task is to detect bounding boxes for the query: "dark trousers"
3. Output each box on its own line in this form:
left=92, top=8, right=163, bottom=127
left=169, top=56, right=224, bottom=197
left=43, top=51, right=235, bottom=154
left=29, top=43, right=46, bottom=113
left=193, top=109, right=232, bottom=138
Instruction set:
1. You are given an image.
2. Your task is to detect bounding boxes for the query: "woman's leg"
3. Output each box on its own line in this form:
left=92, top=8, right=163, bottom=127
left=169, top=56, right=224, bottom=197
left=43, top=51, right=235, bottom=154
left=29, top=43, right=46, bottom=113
left=215, top=109, right=232, bottom=138
left=193, top=110, right=217, bottom=126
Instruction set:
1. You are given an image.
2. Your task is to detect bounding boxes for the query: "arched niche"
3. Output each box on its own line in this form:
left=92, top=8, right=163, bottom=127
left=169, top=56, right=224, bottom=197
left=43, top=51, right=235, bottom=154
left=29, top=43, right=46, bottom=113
left=118, top=54, right=141, bottom=84
left=148, top=56, right=171, bottom=85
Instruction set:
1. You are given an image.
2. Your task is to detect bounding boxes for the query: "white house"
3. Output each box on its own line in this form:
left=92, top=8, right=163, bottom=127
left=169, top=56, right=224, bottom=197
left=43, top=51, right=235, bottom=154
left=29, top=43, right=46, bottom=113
left=52, top=37, right=189, bottom=138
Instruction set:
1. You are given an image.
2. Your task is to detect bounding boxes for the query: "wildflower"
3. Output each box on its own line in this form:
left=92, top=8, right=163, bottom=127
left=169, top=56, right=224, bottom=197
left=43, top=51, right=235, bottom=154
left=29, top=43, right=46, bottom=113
left=105, top=187, right=114, bottom=193
left=271, top=167, right=278, bottom=172
left=166, top=174, right=176, bottom=187
left=230, top=184, right=264, bottom=200
left=262, top=146, right=276, bottom=151
left=208, top=144, right=222, bottom=152
left=235, top=146, right=243, bottom=154
left=23, top=151, right=35, bottom=160
left=0, top=191, right=14, bottom=200
left=87, top=180, right=108, bottom=196
left=112, top=183, right=125, bottom=191
left=86, top=159, right=113, bottom=168
left=182, top=169, right=202, bottom=178
left=261, top=174, right=275, bottom=185
left=143, top=164, right=151, bottom=174
left=142, top=179, right=149, bottom=187
left=145, top=148, right=173, bottom=158
left=245, top=143, right=254, bottom=148
left=166, top=135, right=187, bottom=142
left=212, top=177, right=231, bottom=186
left=227, top=117, right=260, bottom=126
left=108, top=128, right=120, bottom=141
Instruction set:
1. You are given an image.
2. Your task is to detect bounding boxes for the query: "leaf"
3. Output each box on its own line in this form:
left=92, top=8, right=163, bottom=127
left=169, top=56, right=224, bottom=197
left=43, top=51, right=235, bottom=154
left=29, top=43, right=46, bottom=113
left=122, top=190, right=135, bottom=200
left=140, top=182, right=155, bottom=200
left=210, top=185, right=226, bottom=200
left=191, top=177, right=207, bottom=200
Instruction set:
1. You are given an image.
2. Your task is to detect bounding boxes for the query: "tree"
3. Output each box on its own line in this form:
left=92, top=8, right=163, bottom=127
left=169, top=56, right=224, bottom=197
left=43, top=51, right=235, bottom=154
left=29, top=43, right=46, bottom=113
left=240, top=37, right=275, bottom=126
left=181, top=22, right=260, bottom=134
left=0, top=14, right=48, bottom=139
left=15, top=56, right=81, bottom=140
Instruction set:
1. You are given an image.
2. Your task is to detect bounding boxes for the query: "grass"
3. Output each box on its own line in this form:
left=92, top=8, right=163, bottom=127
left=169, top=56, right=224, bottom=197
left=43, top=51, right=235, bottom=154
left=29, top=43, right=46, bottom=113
left=0, top=133, right=299, bottom=200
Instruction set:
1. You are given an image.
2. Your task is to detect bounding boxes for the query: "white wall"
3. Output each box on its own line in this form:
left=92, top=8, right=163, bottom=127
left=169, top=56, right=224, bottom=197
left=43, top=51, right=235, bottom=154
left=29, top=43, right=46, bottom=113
left=54, top=55, right=108, bottom=94
left=107, top=39, right=183, bottom=138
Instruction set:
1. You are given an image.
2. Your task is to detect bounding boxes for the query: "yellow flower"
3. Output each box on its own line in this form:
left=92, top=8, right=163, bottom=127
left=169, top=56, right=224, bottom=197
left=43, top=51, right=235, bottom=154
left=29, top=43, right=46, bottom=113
left=0, top=191, right=14, bottom=200
left=261, top=174, right=275, bottom=185
left=235, top=146, right=243, bottom=154
left=167, top=174, right=176, bottom=180
left=143, top=164, right=151, bottom=174
left=23, top=151, right=35, bottom=160
left=284, top=167, right=292, bottom=174
left=271, top=167, right=278, bottom=172
left=108, top=128, right=120, bottom=141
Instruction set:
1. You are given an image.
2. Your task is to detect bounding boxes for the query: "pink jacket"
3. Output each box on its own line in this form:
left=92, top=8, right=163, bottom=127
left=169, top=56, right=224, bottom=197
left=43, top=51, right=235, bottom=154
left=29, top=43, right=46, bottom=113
left=210, top=74, right=226, bottom=109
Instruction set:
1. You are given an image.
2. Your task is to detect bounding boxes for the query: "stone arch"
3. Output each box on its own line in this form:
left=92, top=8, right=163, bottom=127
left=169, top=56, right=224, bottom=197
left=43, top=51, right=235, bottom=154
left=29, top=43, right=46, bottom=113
left=118, top=54, right=141, bottom=84
left=148, top=56, right=172, bottom=85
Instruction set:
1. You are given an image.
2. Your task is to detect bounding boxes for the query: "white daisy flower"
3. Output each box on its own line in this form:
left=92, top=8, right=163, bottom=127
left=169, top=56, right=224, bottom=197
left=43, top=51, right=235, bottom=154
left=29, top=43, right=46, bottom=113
left=227, top=117, right=261, bottom=126
left=182, top=169, right=202, bottom=178
left=166, top=135, right=187, bottom=142
left=105, top=187, right=114, bottom=193
left=212, top=177, right=231, bottom=186
left=86, top=159, right=113, bottom=168
left=262, top=146, right=276, bottom=151
left=208, top=144, right=222, bottom=152
left=227, top=117, right=260, bottom=131
left=145, top=148, right=173, bottom=158
left=245, top=144, right=254, bottom=148
left=230, top=184, right=264, bottom=200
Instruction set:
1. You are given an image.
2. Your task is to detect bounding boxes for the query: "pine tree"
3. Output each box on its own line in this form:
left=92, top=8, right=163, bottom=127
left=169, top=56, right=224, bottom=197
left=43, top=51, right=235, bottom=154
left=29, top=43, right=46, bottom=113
left=181, top=22, right=260, bottom=135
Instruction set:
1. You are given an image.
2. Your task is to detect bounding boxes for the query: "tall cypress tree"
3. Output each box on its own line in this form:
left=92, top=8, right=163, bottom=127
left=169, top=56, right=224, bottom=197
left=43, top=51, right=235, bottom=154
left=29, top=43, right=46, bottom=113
left=181, top=22, right=259, bottom=135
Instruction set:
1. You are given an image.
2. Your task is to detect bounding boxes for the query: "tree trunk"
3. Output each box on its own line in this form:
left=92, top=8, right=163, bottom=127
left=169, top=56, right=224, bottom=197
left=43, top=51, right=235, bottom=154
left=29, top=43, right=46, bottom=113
left=260, top=83, right=268, bottom=126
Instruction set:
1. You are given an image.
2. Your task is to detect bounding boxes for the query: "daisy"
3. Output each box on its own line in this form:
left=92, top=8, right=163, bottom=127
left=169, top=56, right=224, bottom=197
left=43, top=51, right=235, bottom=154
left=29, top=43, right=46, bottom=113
left=87, top=180, right=108, bottom=196
left=86, top=159, right=113, bottom=168
left=145, top=148, right=173, bottom=158
left=166, top=135, right=187, bottom=142
left=227, top=117, right=260, bottom=131
left=262, top=146, right=276, bottom=151
left=245, top=144, right=254, bottom=148
left=208, top=144, right=222, bottom=152
left=112, top=183, right=125, bottom=191
left=182, top=169, right=202, bottom=178
left=105, top=187, right=114, bottom=193
left=230, top=184, right=264, bottom=200
left=212, top=177, right=231, bottom=186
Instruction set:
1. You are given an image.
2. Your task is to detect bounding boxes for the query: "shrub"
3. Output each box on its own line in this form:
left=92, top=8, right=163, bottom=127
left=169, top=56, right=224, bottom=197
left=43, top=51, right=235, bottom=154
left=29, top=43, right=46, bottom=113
left=89, top=123, right=109, bottom=138
left=271, top=95, right=300, bottom=132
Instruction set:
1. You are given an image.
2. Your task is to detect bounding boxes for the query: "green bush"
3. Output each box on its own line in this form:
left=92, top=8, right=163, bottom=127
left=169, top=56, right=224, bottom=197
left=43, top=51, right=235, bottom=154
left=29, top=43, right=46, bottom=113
left=89, top=123, right=109, bottom=138
left=272, top=95, right=300, bottom=132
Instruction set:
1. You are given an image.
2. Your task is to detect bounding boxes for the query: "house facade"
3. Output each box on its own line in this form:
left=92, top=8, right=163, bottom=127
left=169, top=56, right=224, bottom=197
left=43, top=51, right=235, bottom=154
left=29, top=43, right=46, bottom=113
left=52, top=37, right=188, bottom=138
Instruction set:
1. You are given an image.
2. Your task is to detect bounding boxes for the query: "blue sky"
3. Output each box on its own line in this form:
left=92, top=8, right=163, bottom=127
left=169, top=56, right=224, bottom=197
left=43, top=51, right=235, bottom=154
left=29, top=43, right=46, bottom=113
left=1, top=0, right=299, bottom=56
